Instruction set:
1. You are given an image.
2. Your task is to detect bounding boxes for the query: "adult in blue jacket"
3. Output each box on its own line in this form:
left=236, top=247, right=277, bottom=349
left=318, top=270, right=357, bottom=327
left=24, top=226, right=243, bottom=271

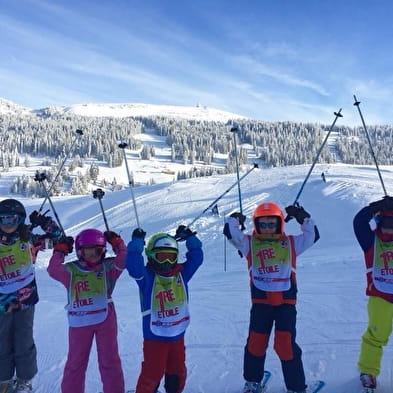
left=126, top=226, right=203, bottom=393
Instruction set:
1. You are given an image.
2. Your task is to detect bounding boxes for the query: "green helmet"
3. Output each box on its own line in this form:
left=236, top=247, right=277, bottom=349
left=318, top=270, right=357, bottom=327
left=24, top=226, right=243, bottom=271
left=145, top=232, right=178, bottom=272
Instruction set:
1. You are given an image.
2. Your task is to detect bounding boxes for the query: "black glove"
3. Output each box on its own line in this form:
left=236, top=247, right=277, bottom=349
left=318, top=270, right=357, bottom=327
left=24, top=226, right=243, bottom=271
left=104, top=230, right=123, bottom=248
left=132, top=228, right=146, bottom=240
left=54, top=236, right=74, bottom=255
left=369, top=196, right=393, bottom=214
left=29, top=210, right=51, bottom=229
left=175, top=225, right=196, bottom=241
left=285, top=205, right=310, bottom=224
left=104, top=230, right=118, bottom=242
left=230, top=212, right=246, bottom=226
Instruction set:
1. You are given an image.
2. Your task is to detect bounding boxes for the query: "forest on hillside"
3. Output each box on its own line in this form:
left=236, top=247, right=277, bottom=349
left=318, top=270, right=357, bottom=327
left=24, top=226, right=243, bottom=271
left=1, top=110, right=392, bottom=197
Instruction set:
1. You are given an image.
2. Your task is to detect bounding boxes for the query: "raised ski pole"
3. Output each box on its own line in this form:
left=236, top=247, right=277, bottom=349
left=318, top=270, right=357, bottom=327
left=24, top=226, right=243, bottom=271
left=118, top=142, right=141, bottom=228
left=223, top=216, right=227, bottom=272
left=353, top=95, right=388, bottom=196
left=285, top=108, right=343, bottom=221
left=230, top=126, right=243, bottom=215
left=187, top=163, right=259, bottom=228
left=38, top=129, right=83, bottom=213
left=34, top=172, right=66, bottom=237
left=93, top=188, right=110, bottom=231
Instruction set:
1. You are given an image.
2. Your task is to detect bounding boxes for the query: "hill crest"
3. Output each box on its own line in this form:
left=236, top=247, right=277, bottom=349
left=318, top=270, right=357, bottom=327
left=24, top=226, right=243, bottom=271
left=0, top=98, right=247, bottom=123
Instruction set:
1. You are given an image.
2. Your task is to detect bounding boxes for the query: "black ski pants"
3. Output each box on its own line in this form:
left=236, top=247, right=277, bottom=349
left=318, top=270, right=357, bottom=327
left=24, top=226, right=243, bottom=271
left=243, top=303, right=306, bottom=392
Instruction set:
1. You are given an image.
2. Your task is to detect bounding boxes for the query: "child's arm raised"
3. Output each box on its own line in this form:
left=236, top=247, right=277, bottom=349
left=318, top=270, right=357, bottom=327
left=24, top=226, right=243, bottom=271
left=126, top=228, right=147, bottom=284
left=181, top=233, right=203, bottom=281
left=47, top=236, right=74, bottom=287
left=104, top=230, right=127, bottom=278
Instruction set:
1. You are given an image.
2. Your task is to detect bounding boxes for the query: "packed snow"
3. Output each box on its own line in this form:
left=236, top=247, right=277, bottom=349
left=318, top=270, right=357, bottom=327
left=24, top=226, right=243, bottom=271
left=3, top=159, right=393, bottom=393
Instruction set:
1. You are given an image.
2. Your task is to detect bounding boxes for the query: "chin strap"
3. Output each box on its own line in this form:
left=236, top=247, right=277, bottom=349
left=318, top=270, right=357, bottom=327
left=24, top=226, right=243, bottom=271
left=0, top=231, right=19, bottom=244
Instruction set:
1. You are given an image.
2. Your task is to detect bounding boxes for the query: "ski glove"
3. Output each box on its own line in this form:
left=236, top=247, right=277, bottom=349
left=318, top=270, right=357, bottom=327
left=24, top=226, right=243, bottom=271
left=104, top=230, right=123, bottom=248
left=369, top=196, right=393, bottom=214
left=230, top=212, right=246, bottom=231
left=132, top=228, right=146, bottom=240
left=54, top=236, right=74, bottom=255
left=29, top=210, right=51, bottom=229
left=230, top=212, right=246, bottom=226
left=175, top=225, right=196, bottom=241
left=285, top=205, right=310, bottom=224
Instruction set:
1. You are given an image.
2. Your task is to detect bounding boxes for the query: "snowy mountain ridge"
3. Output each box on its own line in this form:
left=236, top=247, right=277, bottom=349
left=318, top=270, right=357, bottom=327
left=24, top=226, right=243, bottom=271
left=0, top=97, right=247, bottom=122
left=0, top=97, right=33, bottom=116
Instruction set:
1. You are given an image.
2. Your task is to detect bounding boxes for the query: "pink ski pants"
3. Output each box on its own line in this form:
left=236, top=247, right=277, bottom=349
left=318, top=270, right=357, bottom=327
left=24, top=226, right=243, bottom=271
left=61, top=304, right=125, bottom=393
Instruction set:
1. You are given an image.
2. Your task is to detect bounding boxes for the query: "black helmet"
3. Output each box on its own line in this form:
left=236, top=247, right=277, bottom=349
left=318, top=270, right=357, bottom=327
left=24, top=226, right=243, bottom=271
left=0, top=199, right=26, bottom=223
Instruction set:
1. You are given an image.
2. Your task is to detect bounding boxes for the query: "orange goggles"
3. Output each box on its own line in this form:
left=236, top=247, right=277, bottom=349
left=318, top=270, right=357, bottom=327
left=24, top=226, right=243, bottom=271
left=154, top=249, right=178, bottom=264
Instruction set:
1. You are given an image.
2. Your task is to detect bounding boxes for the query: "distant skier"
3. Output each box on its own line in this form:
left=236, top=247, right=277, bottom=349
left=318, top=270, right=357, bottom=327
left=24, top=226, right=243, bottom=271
left=353, top=196, right=393, bottom=392
left=212, top=204, right=219, bottom=216
left=47, top=228, right=126, bottom=393
left=321, top=172, right=326, bottom=183
left=126, top=226, right=203, bottom=393
left=0, top=199, right=62, bottom=393
left=223, top=202, right=319, bottom=393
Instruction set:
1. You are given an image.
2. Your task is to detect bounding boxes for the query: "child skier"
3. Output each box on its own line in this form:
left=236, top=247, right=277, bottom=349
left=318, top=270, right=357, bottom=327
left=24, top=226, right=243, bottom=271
left=353, top=196, right=393, bottom=391
left=0, top=199, right=62, bottom=393
left=126, top=226, right=203, bottom=393
left=223, top=202, right=319, bottom=393
left=47, top=228, right=126, bottom=393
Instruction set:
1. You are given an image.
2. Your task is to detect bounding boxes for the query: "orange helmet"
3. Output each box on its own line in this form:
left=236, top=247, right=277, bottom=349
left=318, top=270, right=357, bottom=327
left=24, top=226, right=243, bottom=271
left=252, top=202, right=284, bottom=234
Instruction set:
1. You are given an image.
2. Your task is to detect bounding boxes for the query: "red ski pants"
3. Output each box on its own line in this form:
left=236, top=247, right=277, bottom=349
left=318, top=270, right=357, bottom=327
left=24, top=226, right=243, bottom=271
left=135, top=337, right=186, bottom=393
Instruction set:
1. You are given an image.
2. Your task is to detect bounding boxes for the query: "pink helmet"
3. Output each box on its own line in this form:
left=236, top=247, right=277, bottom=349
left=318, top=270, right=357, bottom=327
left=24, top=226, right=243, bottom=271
left=75, top=229, right=106, bottom=259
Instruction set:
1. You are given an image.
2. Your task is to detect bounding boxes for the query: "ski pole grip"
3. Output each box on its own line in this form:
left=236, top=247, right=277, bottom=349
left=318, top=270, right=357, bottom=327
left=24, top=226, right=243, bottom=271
left=93, top=188, right=105, bottom=199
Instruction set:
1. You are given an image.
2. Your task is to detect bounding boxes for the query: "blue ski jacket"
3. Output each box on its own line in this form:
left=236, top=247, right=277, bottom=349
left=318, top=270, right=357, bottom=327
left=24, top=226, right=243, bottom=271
left=126, top=234, right=203, bottom=341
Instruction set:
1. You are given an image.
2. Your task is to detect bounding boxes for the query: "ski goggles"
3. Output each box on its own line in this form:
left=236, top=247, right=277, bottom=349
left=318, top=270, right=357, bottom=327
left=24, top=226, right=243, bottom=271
left=153, top=249, right=178, bottom=264
left=379, top=216, right=393, bottom=230
left=256, top=221, right=278, bottom=229
left=0, top=214, right=22, bottom=226
left=80, top=246, right=105, bottom=259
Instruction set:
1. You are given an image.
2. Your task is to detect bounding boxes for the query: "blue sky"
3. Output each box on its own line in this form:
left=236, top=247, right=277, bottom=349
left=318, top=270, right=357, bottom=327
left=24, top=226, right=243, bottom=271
left=1, top=0, right=393, bottom=126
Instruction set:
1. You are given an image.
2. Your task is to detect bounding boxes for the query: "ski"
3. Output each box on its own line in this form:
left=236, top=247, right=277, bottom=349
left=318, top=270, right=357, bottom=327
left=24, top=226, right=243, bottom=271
left=262, top=370, right=272, bottom=389
left=125, top=390, right=162, bottom=393
left=281, top=380, right=325, bottom=393
left=243, top=370, right=271, bottom=393
left=307, top=380, right=325, bottom=393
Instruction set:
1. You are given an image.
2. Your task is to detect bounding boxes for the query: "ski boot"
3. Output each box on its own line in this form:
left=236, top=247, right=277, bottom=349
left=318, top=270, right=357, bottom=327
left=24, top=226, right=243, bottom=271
left=14, top=379, right=32, bottom=393
left=360, top=373, right=376, bottom=393
left=243, top=381, right=264, bottom=393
